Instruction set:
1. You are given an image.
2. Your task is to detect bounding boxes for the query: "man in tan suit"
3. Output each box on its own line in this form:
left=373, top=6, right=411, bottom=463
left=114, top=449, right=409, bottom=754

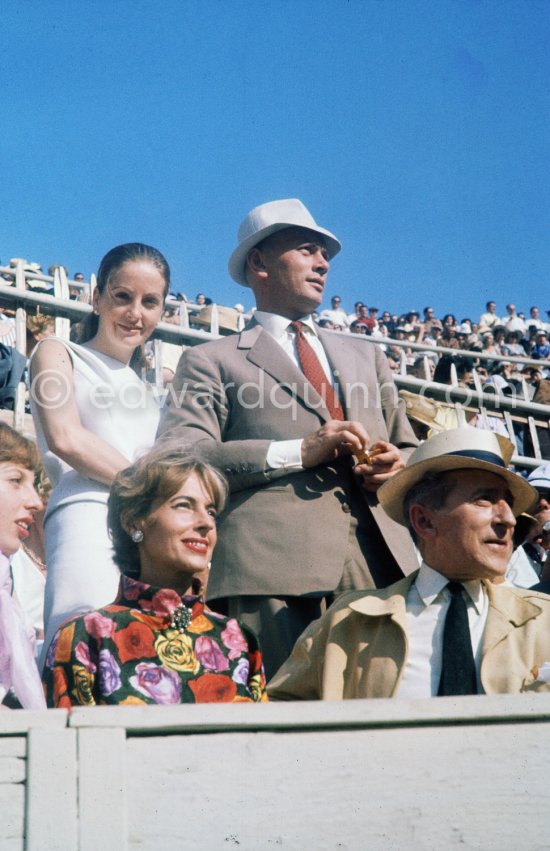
left=159, top=199, right=418, bottom=677
left=269, top=428, right=550, bottom=699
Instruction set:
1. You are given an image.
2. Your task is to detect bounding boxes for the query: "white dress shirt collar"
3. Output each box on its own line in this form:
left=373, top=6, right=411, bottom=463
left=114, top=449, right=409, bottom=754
left=415, top=561, right=485, bottom=615
left=253, top=311, right=319, bottom=342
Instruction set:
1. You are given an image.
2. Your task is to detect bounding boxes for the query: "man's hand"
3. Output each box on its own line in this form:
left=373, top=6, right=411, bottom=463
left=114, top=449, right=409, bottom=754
left=354, top=440, right=406, bottom=493
left=301, top=421, right=370, bottom=469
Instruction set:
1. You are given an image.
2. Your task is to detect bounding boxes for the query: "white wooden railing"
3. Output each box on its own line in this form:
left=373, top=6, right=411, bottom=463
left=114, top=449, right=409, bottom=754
left=1, top=263, right=548, bottom=463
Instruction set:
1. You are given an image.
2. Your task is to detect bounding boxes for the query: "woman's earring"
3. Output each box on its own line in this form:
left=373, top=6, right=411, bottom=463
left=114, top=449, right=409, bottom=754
left=131, top=529, right=144, bottom=543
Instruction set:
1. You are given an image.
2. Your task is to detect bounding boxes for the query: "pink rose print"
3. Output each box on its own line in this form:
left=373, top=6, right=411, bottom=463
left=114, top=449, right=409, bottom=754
left=140, top=588, right=181, bottom=616
left=75, top=641, right=97, bottom=673
left=129, top=663, right=181, bottom=704
left=83, top=611, right=116, bottom=640
left=221, top=619, right=248, bottom=660
left=195, top=636, right=229, bottom=672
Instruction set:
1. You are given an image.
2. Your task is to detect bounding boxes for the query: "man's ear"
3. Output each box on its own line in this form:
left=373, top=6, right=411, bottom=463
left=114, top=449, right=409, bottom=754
left=246, top=248, right=268, bottom=279
left=409, top=503, right=437, bottom=542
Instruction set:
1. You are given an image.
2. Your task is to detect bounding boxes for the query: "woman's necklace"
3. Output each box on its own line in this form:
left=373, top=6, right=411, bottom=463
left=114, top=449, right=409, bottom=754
left=21, top=543, right=47, bottom=577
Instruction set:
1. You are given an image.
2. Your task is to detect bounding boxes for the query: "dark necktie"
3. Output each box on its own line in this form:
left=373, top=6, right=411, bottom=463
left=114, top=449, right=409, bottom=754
left=438, top=581, right=478, bottom=696
left=290, top=321, right=344, bottom=421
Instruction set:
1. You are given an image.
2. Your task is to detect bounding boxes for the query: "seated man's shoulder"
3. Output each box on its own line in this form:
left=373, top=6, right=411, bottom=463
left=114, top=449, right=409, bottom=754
left=497, top=583, right=550, bottom=612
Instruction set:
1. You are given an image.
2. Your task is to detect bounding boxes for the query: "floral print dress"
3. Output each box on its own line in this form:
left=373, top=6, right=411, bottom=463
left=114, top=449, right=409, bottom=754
left=43, top=576, right=267, bottom=706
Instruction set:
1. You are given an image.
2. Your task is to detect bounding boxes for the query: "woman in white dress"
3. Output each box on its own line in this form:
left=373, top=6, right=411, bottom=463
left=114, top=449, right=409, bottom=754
left=29, top=243, right=170, bottom=661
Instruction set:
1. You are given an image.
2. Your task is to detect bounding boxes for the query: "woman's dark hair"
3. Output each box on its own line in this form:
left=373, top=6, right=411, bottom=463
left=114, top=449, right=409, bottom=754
left=77, top=243, right=170, bottom=369
left=107, top=442, right=228, bottom=579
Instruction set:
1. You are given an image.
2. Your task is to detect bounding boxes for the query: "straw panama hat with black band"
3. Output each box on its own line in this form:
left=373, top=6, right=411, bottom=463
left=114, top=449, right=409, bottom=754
left=377, top=427, right=538, bottom=526
left=228, top=198, right=342, bottom=286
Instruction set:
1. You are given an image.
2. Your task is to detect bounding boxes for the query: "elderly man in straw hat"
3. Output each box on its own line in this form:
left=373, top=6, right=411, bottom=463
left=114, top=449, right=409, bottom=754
left=159, top=198, right=418, bottom=678
left=269, top=428, right=550, bottom=699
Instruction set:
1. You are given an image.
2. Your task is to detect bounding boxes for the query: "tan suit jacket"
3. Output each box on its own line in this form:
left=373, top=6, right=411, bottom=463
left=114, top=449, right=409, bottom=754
left=268, top=574, right=550, bottom=699
left=159, top=322, right=419, bottom=598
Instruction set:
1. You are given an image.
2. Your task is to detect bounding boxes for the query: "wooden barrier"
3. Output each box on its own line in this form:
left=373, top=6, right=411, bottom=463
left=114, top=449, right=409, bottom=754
left=2, top=694, right=550, bottom=850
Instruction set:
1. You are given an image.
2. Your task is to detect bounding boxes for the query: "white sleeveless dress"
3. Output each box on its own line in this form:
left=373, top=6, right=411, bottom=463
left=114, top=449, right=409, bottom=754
left=30, top=339, right=160, bottom=662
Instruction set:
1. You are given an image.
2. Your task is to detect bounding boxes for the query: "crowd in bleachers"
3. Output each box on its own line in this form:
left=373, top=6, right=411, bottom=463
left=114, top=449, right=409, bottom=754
left=1, top=219, right=550, bottom=712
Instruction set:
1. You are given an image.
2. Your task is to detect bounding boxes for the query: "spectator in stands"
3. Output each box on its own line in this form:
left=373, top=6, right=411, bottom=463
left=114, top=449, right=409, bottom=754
left=526, top=306, right=544, bottom=334
left=0, top=423, right=46, bottom=709
left=433, top=354, right=475, bottom=387
left=26, top=313, right=55, bottom=357
left=478, top=301, right=501, bottom=333
left=146, top=301, right=186, bottom=388
left=442, top=313, right=459, bottom=333
left=43, top=446, right=267, bottom=706
left=420, top=306, right=442, bottom=340
left=405, top=311, right=422, bottom=338
left=440, top=327, right=460, bottom=350
left=531, top=331, right=550, bottom=361
left=317, top=317, right=336, bottom=330
left=391, top=326, right=414, bottom=362
left=503, top=329, right=525, bottom=357
left=507, top=463, right=550, bottom=588
left=492, top=325, right=507, bottom=352
left=480, top=332, right=501, bottom=370
left=346, top=301, right=364, bottom=327
left=410, top=353, right=436, bottom=381
left=29, top=243, right=169, bottom=664
left=159, top=197, right=418, bottom=678
left=268, top=428, right=550, bottom=700
left=0, top=307, right=17, bottom=348
left=364, top=307, right=380, bottom=333
left=319, top=295, right=349, bottom=330
left=355, top=305, right=372, bottom=329
left=504, top=304, right=527, bottom=336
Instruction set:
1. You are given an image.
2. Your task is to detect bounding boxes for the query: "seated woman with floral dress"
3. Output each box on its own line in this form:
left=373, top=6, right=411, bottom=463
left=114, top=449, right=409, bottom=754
left=43, top=445, right=267, bottom=706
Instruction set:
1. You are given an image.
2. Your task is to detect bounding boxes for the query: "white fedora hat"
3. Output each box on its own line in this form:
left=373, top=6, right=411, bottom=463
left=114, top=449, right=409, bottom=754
left=378, top=427, right=537, bottom=525
left=228, top=198, right=341, bottom=286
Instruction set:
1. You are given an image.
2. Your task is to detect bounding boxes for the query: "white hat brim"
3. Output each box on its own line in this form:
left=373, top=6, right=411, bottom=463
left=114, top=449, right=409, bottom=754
left=378, top=429, right=538, bottom=525
left=228, top=223, right=341, bottom=286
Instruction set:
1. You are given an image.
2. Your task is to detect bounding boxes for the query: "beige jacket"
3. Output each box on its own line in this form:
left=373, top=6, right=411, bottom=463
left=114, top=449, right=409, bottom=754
left=268, top=573, right=550, bottom=699
left=159, top=322, right=419, bottom=598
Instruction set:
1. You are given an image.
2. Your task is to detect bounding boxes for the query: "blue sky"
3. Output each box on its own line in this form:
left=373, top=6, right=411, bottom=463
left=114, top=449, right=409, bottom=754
left=2, top=0, right=549, bottom=321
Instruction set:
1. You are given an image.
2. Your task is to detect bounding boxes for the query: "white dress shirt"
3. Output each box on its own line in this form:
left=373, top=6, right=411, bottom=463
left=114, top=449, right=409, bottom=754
left=397, top=562, right=489, bottom=698
left=253, top=312, right=337, bottom=475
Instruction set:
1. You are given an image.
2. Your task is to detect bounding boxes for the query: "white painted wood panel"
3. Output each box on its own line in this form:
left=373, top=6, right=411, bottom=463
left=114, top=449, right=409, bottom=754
left=25, top=728, right=78, bottom=851
left=0, top=758, right=25, bottom=784
left=125, top=723, right=550, bottom=850
left=0, top=784, right=24, bottom=850
left=78, top=728, right=128, bottom=851
left=0, top=740, right=25, bottom=758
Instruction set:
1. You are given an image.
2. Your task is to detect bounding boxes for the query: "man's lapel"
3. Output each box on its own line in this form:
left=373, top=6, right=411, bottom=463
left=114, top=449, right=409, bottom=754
left=239, top=322, right=332, bottom=423
left=481, top=583, right=544, bottom=692
left=319, top=328, right=364, bottom=420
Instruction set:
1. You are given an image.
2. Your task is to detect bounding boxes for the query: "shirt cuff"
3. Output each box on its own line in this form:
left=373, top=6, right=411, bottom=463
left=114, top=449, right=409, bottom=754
left=266, top=439, right=304, bottom=478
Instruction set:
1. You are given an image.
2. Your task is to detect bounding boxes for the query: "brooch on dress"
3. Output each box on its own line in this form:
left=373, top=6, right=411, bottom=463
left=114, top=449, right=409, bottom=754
left=170, top=603, right=192, bottom=633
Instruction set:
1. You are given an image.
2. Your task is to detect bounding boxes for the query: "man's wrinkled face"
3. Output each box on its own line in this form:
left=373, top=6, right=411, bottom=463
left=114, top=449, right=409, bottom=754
left=412, top=470, right=516, bottom=581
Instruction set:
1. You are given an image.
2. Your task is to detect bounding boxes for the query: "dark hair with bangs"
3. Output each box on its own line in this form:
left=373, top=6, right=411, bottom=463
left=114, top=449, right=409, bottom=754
left=107, top=443, right=228, bottom=579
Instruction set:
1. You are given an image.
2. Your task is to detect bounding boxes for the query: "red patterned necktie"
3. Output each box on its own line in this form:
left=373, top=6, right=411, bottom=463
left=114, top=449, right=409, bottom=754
left=290, top=321, right=344, bottom=421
